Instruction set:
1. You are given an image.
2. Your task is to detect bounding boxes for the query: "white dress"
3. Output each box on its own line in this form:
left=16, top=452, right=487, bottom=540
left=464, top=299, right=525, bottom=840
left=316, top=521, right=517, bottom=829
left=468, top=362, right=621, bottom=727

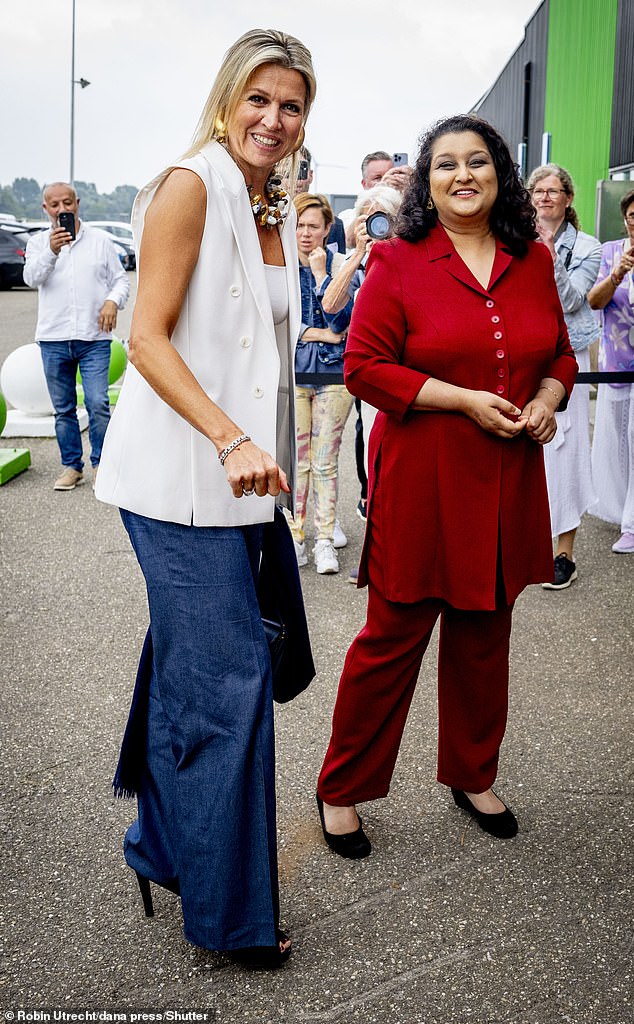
left=591, top=384, right=634, bottom=532
left=544, top=347, right=596, bottom=535
left=589, top=237, right=634, bottom=533
left=543, top=225, right=601, bottom=537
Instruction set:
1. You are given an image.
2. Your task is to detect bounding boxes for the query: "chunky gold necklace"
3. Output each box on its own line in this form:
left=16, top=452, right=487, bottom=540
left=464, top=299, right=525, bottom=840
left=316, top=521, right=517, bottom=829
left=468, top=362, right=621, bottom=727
left=248, top=177, right=290, bottom=229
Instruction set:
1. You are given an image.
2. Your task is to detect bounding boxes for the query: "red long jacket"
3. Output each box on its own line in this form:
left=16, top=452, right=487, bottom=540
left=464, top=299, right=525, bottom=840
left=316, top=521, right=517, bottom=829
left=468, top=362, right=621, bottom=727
left=345, top=224, right=578, bottom=610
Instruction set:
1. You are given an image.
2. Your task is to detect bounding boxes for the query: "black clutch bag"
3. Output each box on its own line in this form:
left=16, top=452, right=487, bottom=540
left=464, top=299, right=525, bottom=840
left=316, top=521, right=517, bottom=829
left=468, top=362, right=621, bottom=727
left=258, top=507, right=315, bottom=704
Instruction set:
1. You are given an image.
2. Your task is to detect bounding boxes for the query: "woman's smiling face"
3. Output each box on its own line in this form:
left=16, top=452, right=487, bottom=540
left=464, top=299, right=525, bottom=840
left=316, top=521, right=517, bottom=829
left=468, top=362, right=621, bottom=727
left=226, top=64, right=306, bottom=187
left=429, top=130, right=498, bottom=229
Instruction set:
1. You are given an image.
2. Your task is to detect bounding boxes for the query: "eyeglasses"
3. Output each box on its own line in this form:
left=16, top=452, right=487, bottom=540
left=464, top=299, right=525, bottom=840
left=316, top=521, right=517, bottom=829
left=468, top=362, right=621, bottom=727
left=531, top=188, right=567, bottom=199
left=625, top=213, right=634, bottom=223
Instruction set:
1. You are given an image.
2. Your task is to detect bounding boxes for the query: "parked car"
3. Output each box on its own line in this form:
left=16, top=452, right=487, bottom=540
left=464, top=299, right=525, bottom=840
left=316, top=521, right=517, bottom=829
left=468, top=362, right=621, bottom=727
left=85, top=220, right=136, bottom=270
left=0, top=227, right=27, bottom=288
left=88, top=227, right=134, bottom=270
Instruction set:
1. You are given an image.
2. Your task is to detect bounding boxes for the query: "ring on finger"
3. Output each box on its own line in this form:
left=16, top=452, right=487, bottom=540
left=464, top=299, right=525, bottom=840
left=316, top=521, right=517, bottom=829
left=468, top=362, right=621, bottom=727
left=242, top=485, right=255, bottom=496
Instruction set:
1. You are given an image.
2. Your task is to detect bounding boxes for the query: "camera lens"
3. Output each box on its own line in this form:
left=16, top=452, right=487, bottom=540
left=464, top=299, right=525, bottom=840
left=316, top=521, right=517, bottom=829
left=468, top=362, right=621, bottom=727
left=366, top=211, right=391, bottom=240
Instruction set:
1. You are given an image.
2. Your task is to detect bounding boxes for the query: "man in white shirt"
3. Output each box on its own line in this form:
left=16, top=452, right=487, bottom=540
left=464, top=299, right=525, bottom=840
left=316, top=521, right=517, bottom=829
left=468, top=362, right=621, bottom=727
left=24, top=182, right=129, bottom=490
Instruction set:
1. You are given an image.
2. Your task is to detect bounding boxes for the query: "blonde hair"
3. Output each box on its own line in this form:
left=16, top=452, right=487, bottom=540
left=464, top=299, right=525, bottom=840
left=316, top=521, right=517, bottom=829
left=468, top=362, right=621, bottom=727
left=293, top=192, right=334, bottom=230
left=182, top=29, right=316, bottom=186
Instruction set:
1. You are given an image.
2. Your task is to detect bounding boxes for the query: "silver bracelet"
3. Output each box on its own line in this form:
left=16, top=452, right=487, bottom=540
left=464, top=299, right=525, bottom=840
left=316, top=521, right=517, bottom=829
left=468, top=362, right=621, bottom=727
left=218, top=434, right=251, bottom=466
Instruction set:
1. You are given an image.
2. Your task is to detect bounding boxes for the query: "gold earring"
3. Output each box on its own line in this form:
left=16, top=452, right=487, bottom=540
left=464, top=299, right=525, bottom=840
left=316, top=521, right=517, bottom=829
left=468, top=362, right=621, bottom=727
left=294, top=126, right=306, bottom=153
left=426, top=197, right=435, bottom=211
left=214, top=117, right=226, bottom=144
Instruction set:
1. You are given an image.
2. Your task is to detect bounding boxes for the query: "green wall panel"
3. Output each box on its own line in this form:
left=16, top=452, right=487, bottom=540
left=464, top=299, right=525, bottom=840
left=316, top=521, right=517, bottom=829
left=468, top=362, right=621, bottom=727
left=544, top=0, right=618, bottom=230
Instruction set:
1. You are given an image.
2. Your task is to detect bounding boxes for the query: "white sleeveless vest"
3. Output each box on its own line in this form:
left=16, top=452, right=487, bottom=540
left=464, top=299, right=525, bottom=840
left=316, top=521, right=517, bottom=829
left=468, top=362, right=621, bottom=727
left=95, top=141, right=300, bottom=526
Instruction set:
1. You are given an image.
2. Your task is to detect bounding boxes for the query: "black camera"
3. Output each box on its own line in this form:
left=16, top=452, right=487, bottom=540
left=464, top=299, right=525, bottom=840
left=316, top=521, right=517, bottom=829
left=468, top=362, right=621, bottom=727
left=298, top=159, right=309, bottom=181
left=366, top=211, right=392, bottom=240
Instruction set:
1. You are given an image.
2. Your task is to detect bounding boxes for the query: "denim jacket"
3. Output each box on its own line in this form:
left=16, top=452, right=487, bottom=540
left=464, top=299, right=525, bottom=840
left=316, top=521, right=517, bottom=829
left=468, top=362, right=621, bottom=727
left=296, top=248, right=353, bottom=378
left=554, top=222, right=602, bottom=351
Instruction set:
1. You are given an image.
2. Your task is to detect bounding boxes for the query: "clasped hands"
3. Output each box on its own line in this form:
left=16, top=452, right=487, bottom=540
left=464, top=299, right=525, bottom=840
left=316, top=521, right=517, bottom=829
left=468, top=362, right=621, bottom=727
left=466, top=390, right=558, bottom=445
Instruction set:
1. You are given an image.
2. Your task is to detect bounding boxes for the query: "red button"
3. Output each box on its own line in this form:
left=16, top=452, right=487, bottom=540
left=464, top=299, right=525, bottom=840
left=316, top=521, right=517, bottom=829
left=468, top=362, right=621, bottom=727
left=496, top=385, right=505, bottom=394
left=491, top=315, right=500, bottom=323
left=496, top=349, right=505, bottom=358
left=497, top=368, right=505, bottom=378
left=486, top=300, right=495, bottom=308
left=494, top=331, right=503, bottom=339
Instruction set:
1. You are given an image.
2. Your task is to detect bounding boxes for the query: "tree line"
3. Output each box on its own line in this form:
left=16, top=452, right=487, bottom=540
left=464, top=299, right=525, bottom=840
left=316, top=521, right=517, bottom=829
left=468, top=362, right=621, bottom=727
left=0, top=177, right=138, bottom=222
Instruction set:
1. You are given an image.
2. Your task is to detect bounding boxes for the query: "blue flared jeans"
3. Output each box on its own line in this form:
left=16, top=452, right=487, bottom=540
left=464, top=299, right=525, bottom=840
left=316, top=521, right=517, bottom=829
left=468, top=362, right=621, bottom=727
left=119, top=509, right=279, bottom=952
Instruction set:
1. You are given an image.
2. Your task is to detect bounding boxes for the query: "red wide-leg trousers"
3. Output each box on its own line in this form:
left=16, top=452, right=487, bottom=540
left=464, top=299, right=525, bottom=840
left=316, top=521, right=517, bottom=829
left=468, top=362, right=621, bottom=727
left=318, top=501, right=514, bottom=805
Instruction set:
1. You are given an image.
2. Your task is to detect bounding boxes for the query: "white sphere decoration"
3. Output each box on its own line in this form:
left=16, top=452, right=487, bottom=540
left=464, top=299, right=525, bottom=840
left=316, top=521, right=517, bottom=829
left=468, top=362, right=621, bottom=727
left=0, top=343, right=54, bottom=415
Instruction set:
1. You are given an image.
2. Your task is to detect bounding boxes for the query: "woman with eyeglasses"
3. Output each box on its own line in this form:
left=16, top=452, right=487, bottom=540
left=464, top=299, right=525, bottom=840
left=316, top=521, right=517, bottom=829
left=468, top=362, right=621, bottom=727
left=587, top=188, right=634, bottom=553
left=527, top=164, right=601, bottom=589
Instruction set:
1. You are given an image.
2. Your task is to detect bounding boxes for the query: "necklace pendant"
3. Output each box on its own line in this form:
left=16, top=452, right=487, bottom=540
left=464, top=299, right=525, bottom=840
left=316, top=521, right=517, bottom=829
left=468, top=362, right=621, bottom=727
left=248, top=177, right=289, bottom=231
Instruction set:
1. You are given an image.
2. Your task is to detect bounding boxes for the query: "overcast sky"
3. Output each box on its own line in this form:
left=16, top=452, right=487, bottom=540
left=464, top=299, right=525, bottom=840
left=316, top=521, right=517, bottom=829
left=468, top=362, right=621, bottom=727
left=3, top=0, right=540, bottom=200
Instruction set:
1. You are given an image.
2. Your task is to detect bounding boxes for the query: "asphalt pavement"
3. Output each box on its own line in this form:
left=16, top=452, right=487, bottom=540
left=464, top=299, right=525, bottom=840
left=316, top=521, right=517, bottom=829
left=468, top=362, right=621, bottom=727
left=1, top=282, right=632, bottom=1024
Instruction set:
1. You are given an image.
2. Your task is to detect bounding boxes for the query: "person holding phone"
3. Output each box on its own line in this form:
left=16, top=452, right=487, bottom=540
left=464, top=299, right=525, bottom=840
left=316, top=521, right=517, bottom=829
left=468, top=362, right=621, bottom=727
left=23, top=182, right=129, bottom=490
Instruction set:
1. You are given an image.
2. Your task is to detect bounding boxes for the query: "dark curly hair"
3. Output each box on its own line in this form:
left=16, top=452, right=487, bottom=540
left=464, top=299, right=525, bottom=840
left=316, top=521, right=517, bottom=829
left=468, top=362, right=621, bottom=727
left=397, top=114, right=537, bottom=256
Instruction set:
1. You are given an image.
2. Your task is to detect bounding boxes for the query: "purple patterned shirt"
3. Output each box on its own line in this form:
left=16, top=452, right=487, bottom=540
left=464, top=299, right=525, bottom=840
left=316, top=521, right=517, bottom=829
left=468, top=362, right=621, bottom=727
left=596, top=238, right=634, bottom=387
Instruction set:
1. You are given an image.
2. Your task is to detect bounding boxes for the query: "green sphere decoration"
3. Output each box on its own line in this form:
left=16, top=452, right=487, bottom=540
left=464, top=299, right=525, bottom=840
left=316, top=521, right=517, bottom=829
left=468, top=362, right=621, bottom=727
left=77, top=337, right=128, bottom=385
left=0, top=390, right=7, bottom=435
left=108, top=338, right=128, bottom=384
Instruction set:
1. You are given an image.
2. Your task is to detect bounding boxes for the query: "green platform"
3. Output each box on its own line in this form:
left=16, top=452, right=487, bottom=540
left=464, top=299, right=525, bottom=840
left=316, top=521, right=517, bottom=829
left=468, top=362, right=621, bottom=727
left=0, top=448, right=31, bottom=485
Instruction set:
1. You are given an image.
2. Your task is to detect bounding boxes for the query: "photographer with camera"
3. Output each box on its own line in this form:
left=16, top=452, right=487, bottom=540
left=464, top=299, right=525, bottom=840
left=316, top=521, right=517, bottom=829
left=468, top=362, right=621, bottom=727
left=323, top=184, right=402, bottom=314
left=340, top=152, right=412, bottom=247
left=322, top=185, right=402, bottom=572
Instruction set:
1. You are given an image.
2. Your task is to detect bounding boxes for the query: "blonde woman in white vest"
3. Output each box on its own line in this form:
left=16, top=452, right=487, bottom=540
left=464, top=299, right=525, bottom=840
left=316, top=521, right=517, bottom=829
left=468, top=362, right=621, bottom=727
left=96, top=29, right=316, bottom=968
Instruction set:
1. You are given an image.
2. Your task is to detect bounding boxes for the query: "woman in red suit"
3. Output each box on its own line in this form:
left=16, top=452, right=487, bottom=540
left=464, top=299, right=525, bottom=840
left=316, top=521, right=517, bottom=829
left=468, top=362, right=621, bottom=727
left=316, top=115, right=577, bottom=855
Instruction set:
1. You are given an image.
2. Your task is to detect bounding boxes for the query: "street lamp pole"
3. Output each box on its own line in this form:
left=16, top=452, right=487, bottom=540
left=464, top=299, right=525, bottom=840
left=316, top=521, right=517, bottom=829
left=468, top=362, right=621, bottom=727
left=70, top=0, right=76, bottom=184
left=70, top=0, right=90, bottom=186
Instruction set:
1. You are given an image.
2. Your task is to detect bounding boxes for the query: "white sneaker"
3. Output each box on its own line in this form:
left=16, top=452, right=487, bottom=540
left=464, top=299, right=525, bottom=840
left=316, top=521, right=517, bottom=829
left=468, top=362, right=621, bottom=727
left=333, top=519, right=347, bottom=549
left=294, top=540, right=308, bottom=567
left=314, top=539, right=339, bottom=574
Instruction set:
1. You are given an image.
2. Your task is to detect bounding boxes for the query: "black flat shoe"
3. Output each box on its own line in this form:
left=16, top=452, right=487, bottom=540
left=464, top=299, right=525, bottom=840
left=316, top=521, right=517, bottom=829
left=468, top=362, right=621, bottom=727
left=227, top=929, right=292, bottom=970
left=316, top=795, right=371, bottom=859
left=451, top=788, right=518, bottom=839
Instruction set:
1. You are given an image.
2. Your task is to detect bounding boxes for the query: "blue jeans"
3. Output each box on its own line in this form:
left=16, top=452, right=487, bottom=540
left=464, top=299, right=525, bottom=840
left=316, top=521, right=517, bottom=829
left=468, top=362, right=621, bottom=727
left=119, top=510, right=279, bottom=952
left=39, top=340, right=111, bottom=470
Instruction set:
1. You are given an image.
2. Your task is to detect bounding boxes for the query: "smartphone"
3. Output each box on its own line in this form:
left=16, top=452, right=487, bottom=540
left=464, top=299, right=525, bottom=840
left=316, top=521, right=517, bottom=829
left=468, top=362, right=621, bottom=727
left=58, top=211, right=76, bottom=239
left=393, top=152, right=409, bottom=167
left=298, top=159, right=309, bottom=181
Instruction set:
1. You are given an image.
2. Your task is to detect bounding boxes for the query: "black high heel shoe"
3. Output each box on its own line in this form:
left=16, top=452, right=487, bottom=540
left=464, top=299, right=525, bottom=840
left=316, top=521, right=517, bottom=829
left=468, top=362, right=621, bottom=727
left=316, top=795, right=371, bottom=859
left=227, top=929, right=292, bottom=970
left=451, top=788, right=518, bottom=839
left=134, top=871, right=180, bottom=917
left=135, top=872, right=154, bottom=917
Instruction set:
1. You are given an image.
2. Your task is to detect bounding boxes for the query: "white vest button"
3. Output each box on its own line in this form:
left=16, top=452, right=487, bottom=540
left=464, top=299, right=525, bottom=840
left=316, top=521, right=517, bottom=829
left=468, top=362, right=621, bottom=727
left=240, top=336, right=252, bottom=348
left=230, top=285, right=241, bottom=297
left=253, top=385, right=264, bottom=398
